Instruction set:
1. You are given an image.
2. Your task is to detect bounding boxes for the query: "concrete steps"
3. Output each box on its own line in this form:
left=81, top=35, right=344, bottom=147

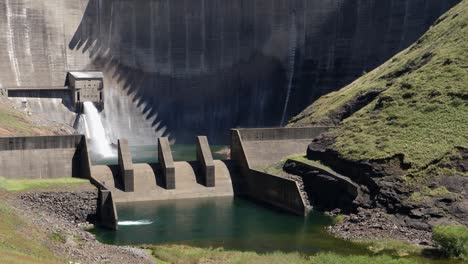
left=291, top=175, right=313, bottom=211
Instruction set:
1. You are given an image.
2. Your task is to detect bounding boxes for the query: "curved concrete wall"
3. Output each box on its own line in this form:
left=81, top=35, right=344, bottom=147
left=0, top=0, right=459, bottom=143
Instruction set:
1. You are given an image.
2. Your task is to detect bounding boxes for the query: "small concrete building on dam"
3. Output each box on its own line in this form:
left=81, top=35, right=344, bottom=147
left=67, top=71, right=105, bottom=111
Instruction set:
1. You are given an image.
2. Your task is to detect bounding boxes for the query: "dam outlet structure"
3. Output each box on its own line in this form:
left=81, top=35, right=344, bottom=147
left=0, top=126, right=370, bottom=229
left=81, top=101, right=115, bottom=158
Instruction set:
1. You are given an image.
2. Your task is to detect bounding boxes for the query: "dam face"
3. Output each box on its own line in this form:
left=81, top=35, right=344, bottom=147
left=0, top=0, right=459, bottom=144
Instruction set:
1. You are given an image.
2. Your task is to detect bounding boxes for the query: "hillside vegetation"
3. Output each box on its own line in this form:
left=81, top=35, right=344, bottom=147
left=0, top=195, right=62, bottom=264
left=288, top=0, right=467, bottom=225
left=0, top=101, right=73, bottom=137
left=148, top=245, right=418, bottom=264
left=289, top=0, right=467, bottom=174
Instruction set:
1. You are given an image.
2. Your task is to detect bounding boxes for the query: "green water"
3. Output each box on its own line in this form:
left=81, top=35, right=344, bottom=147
left=90, top=146, right=463, bottom=263
left=93, top=197, right=369, bottom=255
left=93, top=144, right=229, bottom=165
left=92, top=197, right=465, bottom=263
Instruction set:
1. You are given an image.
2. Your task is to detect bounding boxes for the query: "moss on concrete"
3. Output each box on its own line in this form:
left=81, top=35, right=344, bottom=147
left=288, top=0, right=468, bottom=173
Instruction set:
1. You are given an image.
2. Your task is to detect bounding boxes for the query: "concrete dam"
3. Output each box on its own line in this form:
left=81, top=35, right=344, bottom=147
left=0, top=0, right=459, bottom=145
left=0, top=0, right=460, bottom=144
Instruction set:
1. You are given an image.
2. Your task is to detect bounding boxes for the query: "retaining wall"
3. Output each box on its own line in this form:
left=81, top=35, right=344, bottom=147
left=231, top=127, right=330, bottom=215
left=237, top=127, right=331, bottom=141
left=97, top=189, right=118, bottom=230
left=247, top=169, right=305, bottom=215
left=0, top=135, right=86, bottom=179
left=7, top=87, right=70, bottom=99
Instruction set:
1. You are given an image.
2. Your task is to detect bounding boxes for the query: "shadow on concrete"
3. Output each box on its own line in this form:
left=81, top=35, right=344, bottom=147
left=68, top=0, right=458, bottom=143
left=107, top=165, right=122, bottom=190
left=149, top=163, right=166, bottom=189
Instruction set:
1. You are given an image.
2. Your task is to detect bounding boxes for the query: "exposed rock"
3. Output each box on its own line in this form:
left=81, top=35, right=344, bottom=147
left=18, top=191, right=97, bottom=224
left=283, top=159, right=370, bottom=212
left=306, top=131, right=468, bottom=227
left=7, top=190, right=154, bottom=264
left=328, top=207, right=433, bottom=246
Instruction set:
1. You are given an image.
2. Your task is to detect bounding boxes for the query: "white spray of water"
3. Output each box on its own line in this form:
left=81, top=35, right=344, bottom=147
left=82, top=101, right=114, bottom=157
left=118, top=220, right=154, bottom=226
left=280, top=10, right=298, bottom=126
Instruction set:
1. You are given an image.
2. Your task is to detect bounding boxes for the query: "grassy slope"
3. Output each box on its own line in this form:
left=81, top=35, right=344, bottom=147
left=0, top=199, right=62, bottom=264
left=148, top=245, right=418, bottom=264
left=0, top=104, right=48, bottom=136
left=0, top=177, right=89, bottom=192
left=289, top=0, right=468, bottom=172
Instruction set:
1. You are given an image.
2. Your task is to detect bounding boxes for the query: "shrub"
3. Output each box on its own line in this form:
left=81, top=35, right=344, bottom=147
left=333, top=214, right=346, bottom=224
left=432, top=224, right=468, bottom=260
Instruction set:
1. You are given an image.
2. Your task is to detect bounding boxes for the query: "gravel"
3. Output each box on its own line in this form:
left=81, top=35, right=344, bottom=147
left=7, top=189, right=154, bottom=264
left=327, top=207, right=433, bottom=246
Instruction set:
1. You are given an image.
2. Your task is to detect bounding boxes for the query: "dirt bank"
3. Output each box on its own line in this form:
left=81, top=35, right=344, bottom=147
left=4, top=184, right=154, bottom=264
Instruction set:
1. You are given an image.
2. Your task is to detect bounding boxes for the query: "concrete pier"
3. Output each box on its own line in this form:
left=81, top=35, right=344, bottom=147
left=196, top=136, right=215, bottom=187
left=97, top=189, right=118, bottom=230
left=118, top=139, right=134, bottom=192
left=89, top=136, right=234, bottom=204
left=158, top=137, right=176, bottom=189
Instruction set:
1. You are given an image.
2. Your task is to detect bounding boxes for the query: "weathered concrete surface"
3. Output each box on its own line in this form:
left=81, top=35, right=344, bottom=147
left=248, top=169, right=306, bottom=215
left=88, top=135, right=234, bottom=203
left=237, top=127, right=331, bottom=169
left=0, top=0, right=459, bottom=143
left=0, top=135, right=85, bottom=179
left=118, top=139, right=134, bottom=192
left=158, top=137, right=175, bottom=189
left=231, top=127, right=331, bottom=215
left=97, top=189, right=118, bottom=230
left=196, top=136, right=215, bottom=187
left=7, top=95, right=77, bottom=129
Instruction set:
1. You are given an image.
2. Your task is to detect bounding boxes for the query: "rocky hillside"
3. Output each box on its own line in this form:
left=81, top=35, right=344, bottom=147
left=289, top=0, right=467, bottom=229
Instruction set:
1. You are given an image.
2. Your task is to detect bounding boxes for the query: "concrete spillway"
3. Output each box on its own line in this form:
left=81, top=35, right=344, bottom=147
left=0, top=0, right=460, bottom=144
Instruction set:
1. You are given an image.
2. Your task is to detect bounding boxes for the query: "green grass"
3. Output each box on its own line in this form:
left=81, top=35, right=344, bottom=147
left=263, top=161, right=287, bottom=176
left=263, top=153, right=336, bottom=176
left=288, top=0, right=468, bottom=174
left=146, top=245, right=420, bottom=264
left=408, top=186, right=456, bottom=203
left=354, top=239, right=423, bottom=258
left=433, top=225, right=468, bottom=260
left=0, top=200, right=62, bottom=264
left=49, top=232, right=66, bottom=244
left=287, top=154, right=336, bottom=173
left=333, top=214, right=346, bottom=225
left=0, top=177, right=89, bottom=191
left=0, top=105, right=44, bottom=136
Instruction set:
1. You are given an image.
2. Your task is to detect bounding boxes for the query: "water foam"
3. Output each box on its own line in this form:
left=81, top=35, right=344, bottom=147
left=82, top=101, right=114, bottom=158
left=118, top=220, right=154, bottom=226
